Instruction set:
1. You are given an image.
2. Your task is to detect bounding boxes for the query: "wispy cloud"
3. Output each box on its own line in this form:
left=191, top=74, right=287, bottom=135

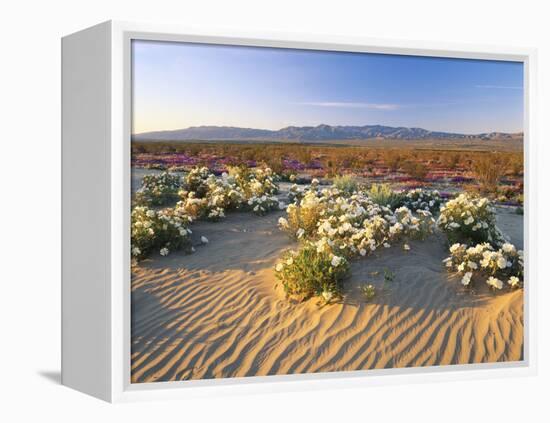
left=475, top=84, right=522, bottom=90
left=295, top=101, right=400, bottom=110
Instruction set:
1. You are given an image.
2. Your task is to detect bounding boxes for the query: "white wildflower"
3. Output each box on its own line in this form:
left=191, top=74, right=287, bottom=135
left=322, top=290, right=333, bottom=302
left=461, top=272, right=472, bottom=286
left=502, top=243, right=516, bottom=254
left=450, top=243, right=462, bottom=253
left=497, top=256, right=507, bottom=269
left=508, top=276, right=520, bottom=288
left=487, top=276, right=503, bottom=290
left=331, top=255, right=343, bottom=267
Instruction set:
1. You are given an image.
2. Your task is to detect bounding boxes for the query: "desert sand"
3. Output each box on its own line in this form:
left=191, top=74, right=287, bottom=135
left=131, top=206, right=523, bottom=383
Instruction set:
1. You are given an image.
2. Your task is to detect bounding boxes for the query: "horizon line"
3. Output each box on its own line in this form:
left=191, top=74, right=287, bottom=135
left=133, top=123, right=523, bottom=136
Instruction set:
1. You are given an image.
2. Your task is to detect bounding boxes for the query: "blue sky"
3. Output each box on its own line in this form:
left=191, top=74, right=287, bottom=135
left=132, top=40, right=523, bottom=135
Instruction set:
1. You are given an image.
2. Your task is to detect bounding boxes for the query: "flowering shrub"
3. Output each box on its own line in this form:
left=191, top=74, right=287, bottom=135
left=183, top=166, right=211, bottom=196
left=134, top=172, right=182, bottom=206
left=443, top=242, right=523, bottom=290
left=228, top=166, right=279, bottom=198
left=279, top=190, right=326, bottom=239
left=437, top=193, right=505, bottom=247
left=176, top=166, right=280, bottom=221
left=277, top=187, right=435, bottom=306
left=177, top=173, right=244, bottom=221
left=314, top=205, right=434, bottom=257
left=401, top=188, right=442, bottom=214
left=247, top=195, right=280, bottom=215
left=274, top=243, right=350, bottom=301
left=287, top=183, right=306, bottom=203
left=131, top=206, right=192, bottom=260
left=177, top=194, right=228, bottom=222
left=279, top=187, right=435, bottom=257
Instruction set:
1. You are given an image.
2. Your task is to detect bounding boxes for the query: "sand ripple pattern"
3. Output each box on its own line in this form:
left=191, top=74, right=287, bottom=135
left=131, top=212, right=524, bottom=383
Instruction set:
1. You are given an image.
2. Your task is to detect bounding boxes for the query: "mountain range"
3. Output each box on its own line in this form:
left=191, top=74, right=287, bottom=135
left=133, top=124, right=523, bottom=142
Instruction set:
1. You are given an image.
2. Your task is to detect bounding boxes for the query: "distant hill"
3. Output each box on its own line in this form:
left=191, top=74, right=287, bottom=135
left=133, top=124, right=523, bottom=142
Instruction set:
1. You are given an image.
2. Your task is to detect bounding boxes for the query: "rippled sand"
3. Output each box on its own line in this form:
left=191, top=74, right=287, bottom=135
left=131, top=210, right=523, bottom=383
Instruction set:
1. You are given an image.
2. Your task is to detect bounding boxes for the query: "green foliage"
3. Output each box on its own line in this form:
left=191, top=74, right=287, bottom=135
left=360, top=284, right=376, bottom=301
left=383, top=268, right=395, bottom=283
left=332, top=174, right=359, bottom=194
left=367, top=184, right=405, bottom=210
left=275, top=244, right=350, bottom=301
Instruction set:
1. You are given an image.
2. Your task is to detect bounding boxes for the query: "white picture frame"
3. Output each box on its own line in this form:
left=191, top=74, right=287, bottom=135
left=61, top=20, right=538, bottom=403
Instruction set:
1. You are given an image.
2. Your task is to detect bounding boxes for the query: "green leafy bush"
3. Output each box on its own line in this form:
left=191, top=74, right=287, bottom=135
left=333, top=174, right=358, bottom=194
left=360, top=284, right=376, bottom=301
left=367, top=184, right=404, bottom=210
left=275, top=244, right=349, bottom=301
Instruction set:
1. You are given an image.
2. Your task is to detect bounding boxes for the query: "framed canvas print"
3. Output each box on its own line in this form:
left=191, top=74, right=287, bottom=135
left=61, top=21, right=537, bottom=402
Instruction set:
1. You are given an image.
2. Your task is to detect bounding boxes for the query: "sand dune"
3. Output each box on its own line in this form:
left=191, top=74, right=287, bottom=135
left=131, top=210, right=524, bottom=383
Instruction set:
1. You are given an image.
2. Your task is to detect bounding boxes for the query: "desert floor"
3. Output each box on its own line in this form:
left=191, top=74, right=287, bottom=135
left=131, top=204, right=523, bottom=383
